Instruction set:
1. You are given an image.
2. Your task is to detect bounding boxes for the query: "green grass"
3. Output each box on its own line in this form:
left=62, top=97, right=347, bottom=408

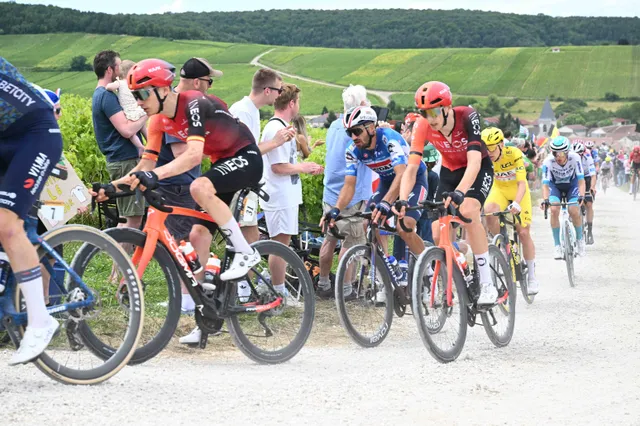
left=261, top=45, right=640, bottom=100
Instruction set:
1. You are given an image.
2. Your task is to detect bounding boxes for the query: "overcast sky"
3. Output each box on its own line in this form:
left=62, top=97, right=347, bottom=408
left=9, top=0, right=640, bottom=17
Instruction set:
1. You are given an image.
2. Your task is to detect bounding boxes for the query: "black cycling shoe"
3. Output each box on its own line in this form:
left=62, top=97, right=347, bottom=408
left=316, top=286, right=334, bottom=299
left=587, top=231, right=594, bottom=245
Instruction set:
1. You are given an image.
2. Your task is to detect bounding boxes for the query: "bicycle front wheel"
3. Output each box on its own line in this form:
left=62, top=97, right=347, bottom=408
left=73, top=228, right=182, bottom=365
left=227, top=240, right=315, bottom=364
left=563, top=222, right=576, bottom=287
left=411, top=246, right=468, bottom=363
left=18, top=225, right=144, bottom=385
left=481, top=244, right=516, bottom=347
left=334, top=244, right=393, bottom=348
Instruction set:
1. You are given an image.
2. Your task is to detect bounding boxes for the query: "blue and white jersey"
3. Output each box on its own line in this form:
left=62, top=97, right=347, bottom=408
left=580, top=152, right=596, bottom=177
left=345, top=127, right=426, bottom=183
left=590, top=148, right=600, bottom=164
left=542, top=152, right=584, bottom=185
left=0, top=56, right=53, bottom=134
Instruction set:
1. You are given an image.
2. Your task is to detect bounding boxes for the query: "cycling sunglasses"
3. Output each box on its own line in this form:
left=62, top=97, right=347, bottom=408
left=345, top=126, right=366, bottom=138
left=419, top=107, right=444, bottom=119
left=485, top=143, right=501, bottom=152
left=132, top=88, right=154, bottom=102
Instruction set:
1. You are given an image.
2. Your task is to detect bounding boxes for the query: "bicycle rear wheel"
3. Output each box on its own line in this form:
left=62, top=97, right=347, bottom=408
left=563, top=222, right=576, bottom=287
left=227, top=240, right=315, bottom=364
left=72, top=228, right=182, bottom=365
left=481, top=244, right=516, bottom=347
left=17, top=225, right=144, bottom=385
left=411, top=246, right=468, bottom=363
left=334, top=244, right=393, bottom=348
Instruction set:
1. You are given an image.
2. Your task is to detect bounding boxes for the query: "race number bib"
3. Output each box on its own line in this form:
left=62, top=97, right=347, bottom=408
left=242, top=197, right=257, bottom=223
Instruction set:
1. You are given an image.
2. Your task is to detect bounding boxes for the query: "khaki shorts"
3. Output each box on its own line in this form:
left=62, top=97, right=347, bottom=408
left=323, top=200, right=366, bottom=248
left=106, top=159, right=145, bottom=217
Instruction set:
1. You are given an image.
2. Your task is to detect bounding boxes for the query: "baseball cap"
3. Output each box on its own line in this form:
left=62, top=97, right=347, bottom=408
left=179, top=57, right=223, bottom=79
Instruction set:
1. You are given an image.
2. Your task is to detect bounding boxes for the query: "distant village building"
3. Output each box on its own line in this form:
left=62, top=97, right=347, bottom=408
left=307, top=113, right=329, bottom=128
left=536, top=98, right=557, bottom=137
left=551, top=48, right=561, bottom=53
left=558, top=124, right=588, bottom=137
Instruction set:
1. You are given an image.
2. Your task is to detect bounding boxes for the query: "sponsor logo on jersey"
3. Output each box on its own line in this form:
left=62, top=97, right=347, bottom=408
left=188, top=99, right=202, bottom=127
left=213, top=156, right=250, bottom=176
left=0, top=79, right=37, bottom=107
left=25, top=153, right=50, bottom=194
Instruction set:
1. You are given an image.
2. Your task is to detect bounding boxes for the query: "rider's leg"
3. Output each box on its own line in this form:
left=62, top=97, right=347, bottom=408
left=397, top=216, right=425, bottom=255
left=568, top=205, right=583, bottom=240
left=458, top=198, right=490, bottom=281
left=517, top=224, right=536, bottom=277
left=318, top=236, right=339, bottom=290
left=550, top=205, right=561, bottom=246
left=189, top=224, right=213, bottom=282
left=483, top=202, right=501, bottom=236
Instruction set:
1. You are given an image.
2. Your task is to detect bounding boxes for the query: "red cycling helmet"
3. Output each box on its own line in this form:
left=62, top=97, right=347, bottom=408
left=404, top=112, right=421, bottom=126
left=414, top=81, right=452, bottom=110
left=127, top=59, right=176, bottom=90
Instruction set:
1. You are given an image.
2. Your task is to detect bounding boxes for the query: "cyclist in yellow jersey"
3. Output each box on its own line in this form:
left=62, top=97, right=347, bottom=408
left=481, top=127, right=539, bottom=295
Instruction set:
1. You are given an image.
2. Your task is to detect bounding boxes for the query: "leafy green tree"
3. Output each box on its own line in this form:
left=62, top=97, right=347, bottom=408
left=70, top=55, right=90, bottom=71
left=324, top=111, right=337, bottom=128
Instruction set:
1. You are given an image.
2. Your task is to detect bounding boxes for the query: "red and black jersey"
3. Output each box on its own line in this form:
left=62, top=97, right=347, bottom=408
left=149, top=90, right=255, bottom=163
left=409, top=106, right=488, bottom=171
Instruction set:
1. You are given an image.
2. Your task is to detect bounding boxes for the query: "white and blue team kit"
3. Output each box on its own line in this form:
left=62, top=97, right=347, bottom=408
left=0, top=56, right=62, bottom=218
left=542, top=151, right=584, bottom=203
left=580, top=151, right=596, bottom=201
left=345, top=127, right=428, bottom=221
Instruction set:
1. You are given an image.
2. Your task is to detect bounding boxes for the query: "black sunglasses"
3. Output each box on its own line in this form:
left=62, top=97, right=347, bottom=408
left=266, top=86, right=284, bottom=94
left=198, top=77, right=213, bottom=86
left=132, top=88, right=154, bottom=102
left=55, top=107, right=61, bottom=115
left=346, top=126, right=366, bottom=138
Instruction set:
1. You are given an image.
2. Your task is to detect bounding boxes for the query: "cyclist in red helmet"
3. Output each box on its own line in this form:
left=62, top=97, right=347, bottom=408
left=99, top=58, right=262, bottom=281
left=396, top=81, right=497, bottom=305
left=629, top=145, right=640, bottom=195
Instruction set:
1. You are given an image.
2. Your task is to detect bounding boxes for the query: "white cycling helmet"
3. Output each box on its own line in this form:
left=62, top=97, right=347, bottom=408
left=343, top=106, right=377, bottom=129
left=572, top=141, right=585, bottom=155
left=584, top=140, right=595, bottom=149
left=511, top=137, right=526, bottom=148
left=550, top=136, right=570, bottom=153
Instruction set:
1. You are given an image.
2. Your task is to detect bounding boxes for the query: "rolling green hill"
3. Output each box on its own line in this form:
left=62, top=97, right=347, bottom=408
left=0, top=34, right=369, bottom=115
left=260, top=45, right=640, bottom=100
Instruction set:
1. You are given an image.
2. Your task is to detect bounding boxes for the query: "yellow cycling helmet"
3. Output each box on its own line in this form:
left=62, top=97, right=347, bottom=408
left=605, top=156, right=612, bottom=162
left=481, top=127, right=504, bottom=147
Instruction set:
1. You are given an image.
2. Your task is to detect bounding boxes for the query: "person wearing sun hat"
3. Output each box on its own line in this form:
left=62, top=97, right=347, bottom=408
left=179, top=57, right=223, bottom=87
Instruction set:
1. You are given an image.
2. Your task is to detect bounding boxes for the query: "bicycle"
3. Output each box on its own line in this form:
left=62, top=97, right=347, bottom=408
left=601, top=170, right=611, bottom=194
left=0, top=193, right=144, bottom=384
left=91, top=183, right=314, bottom=364
left=544, top=199, right=578, bottom=287
left=411, top=198, right=515, bottom=363
left=327, top=210, right=429, bottom=348
left=631, top=167, right=640, bottom=201
left=483, top=211, right=534, bottom=304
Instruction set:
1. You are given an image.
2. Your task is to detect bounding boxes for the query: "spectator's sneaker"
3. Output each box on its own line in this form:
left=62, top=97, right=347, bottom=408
left=477, top=281, right=498, bottom=305
left=341, top=285, right=357, bottom=302
left=527, top=278, right=539, bottom=295
left=316, top=284, right=334, bottom=299
left=9, top=316, right=59, bottom=365
left=220, top=249, right=261, bottom=281
left=553, top=245, right=563, bottom=260
left=577, top=239, right=586, bottom=257
left=375, top=288, right=387, bottom=306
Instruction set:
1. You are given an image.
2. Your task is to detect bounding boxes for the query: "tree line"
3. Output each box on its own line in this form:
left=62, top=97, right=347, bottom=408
left=1, top=3, right=639, bottom=49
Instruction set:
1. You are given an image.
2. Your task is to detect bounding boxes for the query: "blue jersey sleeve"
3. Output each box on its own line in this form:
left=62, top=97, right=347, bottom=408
left=542, top=157, right=552, bottom=185
left=382, top=131, right=408, bottom=169
left=345, top=143, right=359, bottom=178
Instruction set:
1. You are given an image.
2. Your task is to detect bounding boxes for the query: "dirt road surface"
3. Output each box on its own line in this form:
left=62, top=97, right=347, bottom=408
left=2, top=187, right=639, bottom=425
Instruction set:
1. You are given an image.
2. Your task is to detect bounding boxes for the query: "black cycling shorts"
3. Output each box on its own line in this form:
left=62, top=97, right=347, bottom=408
left=0, top=114, right=63, bottom=219
left=195, top=144, right=263, bottom=233
left=435, top=156, right=494, bottom=206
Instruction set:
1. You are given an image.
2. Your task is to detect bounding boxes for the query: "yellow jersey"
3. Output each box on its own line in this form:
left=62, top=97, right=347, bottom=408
left=491, top=146, right=527, bottom=192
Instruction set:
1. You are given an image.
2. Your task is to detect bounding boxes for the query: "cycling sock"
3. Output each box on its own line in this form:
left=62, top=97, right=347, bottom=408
left=575, top=225, right=583, bottom=240
left=587, top=222, right=593, bottom=233
left=15, top=266, right=50, bottom=328
left=474, top=252, right=491, bottom=284
left=552, top=227, right=560, bottom=246
left=221, top=218, right=253, bottom=254
left=527, top=259, right=535, bottom=280
left=181, top=293, right=195, bottom=312
left=274, top=283, right=286, bottom=294
left=343, top=285, right=353, bottom=296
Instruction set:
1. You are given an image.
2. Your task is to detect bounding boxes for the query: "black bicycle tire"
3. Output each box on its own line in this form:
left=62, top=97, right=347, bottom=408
left=227, top=240, right=315, bottom=364
left=74, top=228, right=182, bottom=365
left=564, top=221, right=576, bottom=287
left=334, top=244, right=393, bottom=348
left=481, top=244, right=517, bottom=348
left=21, top=225, right=144, bottom=385
left=411, top=246, right=468, bottom=363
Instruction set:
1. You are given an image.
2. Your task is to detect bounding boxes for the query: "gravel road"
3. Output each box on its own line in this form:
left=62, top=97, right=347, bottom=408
left=2, top=187, right=640, bottom=425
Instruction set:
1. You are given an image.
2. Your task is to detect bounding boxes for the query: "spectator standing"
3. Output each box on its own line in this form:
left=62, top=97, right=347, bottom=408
left=91, top=50, right=147, bottom=229
left=105, top=59, right=147, bottom=155
left=316, top=85, right=373, bottom=298
left=259, top=84, right=323, bottom=298
left=292, top=115, right=323, bottom=160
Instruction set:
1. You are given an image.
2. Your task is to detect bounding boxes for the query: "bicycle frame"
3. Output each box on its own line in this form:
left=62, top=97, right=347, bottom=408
left=0, top=216, right=96, bottom=329
left=430, top=214, right=467, bottom=308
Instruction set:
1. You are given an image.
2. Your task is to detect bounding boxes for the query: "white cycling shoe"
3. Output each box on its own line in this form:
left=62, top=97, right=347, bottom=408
left=220, top=249, right=261, bottom=281
left=477, top=281, right=498, bottom=305
left=179, top=325, right=222, bottom=345
left=553, top=245, right=563, bottom=260
left=527, top=278, right=539, bottom=295
left=577, top=239, right=586, bottom=256
left=9, top=316, right=59, bottom=366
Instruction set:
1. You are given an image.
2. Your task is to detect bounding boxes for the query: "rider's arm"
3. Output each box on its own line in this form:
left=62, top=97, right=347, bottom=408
left=383, top=164, right=406, bottom=204
left=403, top=119, right=426, bottom=200
left=335, top=176, right=357, bottom=211
left=455, top=109, right=483, bottom=194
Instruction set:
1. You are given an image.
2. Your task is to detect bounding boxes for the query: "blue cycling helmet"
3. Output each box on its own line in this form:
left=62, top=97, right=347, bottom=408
left=550, top=136, right=570, bottom=153
left=43, top=88, right=61, bottom=106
